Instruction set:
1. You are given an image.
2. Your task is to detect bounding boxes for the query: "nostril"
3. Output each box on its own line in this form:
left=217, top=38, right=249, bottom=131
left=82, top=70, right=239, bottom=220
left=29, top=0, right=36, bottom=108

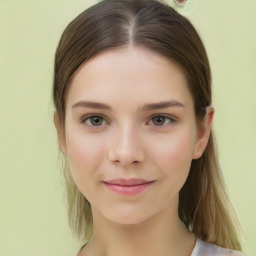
left=110, top=156, right=142, bottom=167
left=108, top=140, right=145, bottom=166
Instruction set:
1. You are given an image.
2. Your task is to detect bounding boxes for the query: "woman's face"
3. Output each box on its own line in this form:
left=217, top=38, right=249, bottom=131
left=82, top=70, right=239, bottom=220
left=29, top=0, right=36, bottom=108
left=57, top=46, right=211, bottom=225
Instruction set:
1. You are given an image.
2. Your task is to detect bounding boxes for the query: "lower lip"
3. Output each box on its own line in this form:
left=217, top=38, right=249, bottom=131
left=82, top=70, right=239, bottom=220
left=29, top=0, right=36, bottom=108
left=103, top=182, right=154, bottom=195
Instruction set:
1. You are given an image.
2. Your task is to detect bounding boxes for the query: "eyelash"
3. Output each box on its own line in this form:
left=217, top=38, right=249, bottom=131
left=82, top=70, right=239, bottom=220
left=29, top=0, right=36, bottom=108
left=80, top=114, right=176, bottom=129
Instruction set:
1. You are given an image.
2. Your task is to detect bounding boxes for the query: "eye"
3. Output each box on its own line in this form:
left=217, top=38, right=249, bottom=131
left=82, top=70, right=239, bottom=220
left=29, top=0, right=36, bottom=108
left=148, top=115, right=175, bottom=127
left=81, top=115, right=108, bottom=127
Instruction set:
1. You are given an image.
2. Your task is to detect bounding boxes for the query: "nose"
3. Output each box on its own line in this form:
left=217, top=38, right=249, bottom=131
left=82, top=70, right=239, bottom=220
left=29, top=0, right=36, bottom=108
left=108, top=123, right=145, bottom=166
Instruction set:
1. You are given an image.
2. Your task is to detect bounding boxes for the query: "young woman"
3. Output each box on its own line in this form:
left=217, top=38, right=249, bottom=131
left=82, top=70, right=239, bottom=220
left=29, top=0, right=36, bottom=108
left=53, top=0, right=244, bottom=255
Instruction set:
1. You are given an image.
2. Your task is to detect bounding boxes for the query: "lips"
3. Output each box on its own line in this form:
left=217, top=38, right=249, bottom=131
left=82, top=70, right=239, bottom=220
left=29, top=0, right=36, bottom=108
left=103, top=178, right=153, bottom=186
left=103, top=178, right=155, bottom=195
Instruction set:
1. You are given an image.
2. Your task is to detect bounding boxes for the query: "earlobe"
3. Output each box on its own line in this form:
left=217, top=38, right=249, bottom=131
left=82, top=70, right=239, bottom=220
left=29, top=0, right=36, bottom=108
left=192, top=107, right=214, bottom=159
left=54, top=112, right=68, bottom=155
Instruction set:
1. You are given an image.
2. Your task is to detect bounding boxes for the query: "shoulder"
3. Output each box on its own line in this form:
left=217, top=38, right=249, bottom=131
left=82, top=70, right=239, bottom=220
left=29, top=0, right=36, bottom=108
left=191, top=237, right=245, bottom=256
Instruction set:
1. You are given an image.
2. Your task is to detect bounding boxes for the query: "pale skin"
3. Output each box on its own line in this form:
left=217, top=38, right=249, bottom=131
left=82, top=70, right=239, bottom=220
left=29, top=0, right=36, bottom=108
left=55, top=46, right=214, bottom=256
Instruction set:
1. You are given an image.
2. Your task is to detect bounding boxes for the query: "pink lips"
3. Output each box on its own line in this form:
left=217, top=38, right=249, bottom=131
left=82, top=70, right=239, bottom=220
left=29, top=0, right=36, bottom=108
left=103, top=178, right=155, bottom=195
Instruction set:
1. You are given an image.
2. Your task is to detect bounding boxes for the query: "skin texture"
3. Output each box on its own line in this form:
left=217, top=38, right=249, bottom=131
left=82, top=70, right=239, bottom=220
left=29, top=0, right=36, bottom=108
left=55, top=46, right=214, bottom=256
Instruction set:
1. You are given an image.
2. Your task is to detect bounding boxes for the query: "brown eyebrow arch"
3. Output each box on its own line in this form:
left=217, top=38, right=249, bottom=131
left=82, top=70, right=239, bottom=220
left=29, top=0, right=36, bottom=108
left=72, top=101, right=111, bottom=110
left=72, top=100, right=185, bottom=111
left=141, top=100, right=185, bottom=111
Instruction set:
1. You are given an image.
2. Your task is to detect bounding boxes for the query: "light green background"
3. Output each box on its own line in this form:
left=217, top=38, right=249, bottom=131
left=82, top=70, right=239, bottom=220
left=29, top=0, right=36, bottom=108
left=0, top=0, right=255, bottom=255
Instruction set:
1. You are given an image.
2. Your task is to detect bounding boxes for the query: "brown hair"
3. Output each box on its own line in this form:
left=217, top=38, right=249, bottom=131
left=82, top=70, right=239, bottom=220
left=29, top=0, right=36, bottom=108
left=53, top=0, right=242, bottom=250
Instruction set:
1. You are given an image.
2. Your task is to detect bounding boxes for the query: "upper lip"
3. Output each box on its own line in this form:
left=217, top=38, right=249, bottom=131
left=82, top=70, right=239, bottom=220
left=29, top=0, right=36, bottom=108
left=103, top=178, right=154, bottom=186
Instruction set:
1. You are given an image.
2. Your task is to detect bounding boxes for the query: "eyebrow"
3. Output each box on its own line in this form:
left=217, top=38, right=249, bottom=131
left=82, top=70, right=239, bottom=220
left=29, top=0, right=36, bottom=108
left=72, top=100, right=185, bottom=111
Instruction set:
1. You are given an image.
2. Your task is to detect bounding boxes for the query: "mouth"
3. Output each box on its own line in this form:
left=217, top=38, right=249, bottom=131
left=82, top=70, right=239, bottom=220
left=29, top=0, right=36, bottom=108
left=103, top=178, right=155, bottom=195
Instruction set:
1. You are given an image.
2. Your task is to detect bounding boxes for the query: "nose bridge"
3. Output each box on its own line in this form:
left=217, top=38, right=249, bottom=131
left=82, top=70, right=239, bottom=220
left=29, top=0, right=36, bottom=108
left=108, top=121, right=145, bottom=166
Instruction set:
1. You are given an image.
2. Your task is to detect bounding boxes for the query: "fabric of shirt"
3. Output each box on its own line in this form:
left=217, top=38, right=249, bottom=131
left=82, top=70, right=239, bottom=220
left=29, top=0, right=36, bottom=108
left=74, top=236, right=244, bottom=256
left=192, top=237, right=244, bottom=256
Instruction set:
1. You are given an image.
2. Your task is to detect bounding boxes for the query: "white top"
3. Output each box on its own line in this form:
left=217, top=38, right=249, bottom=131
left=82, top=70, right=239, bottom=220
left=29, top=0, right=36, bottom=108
left=191, top=237, right=244, bottom=256
left=74, top=236, right=244, bottom=256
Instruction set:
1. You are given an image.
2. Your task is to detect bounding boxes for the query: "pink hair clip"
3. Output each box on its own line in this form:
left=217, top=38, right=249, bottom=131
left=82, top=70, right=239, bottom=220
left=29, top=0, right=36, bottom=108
left=173, top=0, right=190, bottom=8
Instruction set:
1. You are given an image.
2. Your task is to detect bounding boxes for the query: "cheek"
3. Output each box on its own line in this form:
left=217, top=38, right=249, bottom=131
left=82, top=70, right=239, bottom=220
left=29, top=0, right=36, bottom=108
left=64, top=126, right=104, bottom=187
left=151, top=129, right=195, bottom=174
left=67, top=136, right=95, bottom=169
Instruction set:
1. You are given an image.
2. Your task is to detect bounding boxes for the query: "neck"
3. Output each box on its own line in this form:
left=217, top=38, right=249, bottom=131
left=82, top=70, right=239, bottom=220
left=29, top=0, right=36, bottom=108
left=79, top=196, right=196, bottom=256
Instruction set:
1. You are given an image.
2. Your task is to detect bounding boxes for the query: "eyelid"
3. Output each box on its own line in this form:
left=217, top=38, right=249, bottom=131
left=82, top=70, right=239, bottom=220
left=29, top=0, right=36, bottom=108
left=80, top=114, right=110, bottom=128
left=80, top=113, right=177, bottom=129
left=147, top=114, right=177, bottom=128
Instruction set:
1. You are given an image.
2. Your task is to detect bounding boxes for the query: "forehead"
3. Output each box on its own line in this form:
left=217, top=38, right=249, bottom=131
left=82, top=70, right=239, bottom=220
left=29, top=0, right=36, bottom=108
left=66, top=46, right=193, bottom=108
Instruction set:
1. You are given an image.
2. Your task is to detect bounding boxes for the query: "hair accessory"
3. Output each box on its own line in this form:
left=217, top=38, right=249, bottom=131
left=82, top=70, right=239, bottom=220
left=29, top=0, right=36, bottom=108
left=173, top=0, right=190, bottom=8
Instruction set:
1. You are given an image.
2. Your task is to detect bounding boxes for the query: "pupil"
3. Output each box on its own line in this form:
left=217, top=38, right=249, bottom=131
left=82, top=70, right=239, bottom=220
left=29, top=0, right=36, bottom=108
left=153, top=117, right=165, bottom=125
left=91, top=116, right=102, bottom=126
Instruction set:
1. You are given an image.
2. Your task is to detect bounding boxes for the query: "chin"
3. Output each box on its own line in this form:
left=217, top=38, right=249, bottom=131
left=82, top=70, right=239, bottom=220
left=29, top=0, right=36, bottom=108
left=105, top=208, right=153, bottom=226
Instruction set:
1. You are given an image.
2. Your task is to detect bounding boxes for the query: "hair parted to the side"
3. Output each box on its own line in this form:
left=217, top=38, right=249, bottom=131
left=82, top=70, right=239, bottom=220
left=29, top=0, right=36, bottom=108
left=53, top=0, right=242, bottom=250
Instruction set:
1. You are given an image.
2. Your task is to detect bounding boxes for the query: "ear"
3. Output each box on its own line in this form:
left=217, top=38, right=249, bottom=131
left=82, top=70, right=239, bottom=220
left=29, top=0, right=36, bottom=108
left=192, top=107, right=214, bottom=159
left=54, top=112, right=68, bottom=155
